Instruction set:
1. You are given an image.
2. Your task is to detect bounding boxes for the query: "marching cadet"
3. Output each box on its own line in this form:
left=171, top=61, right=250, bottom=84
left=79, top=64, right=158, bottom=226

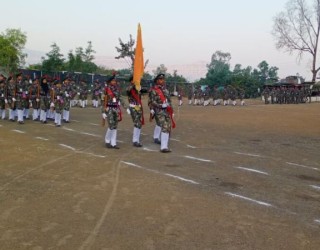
left=29, top=78, right=40, bottom=121
left=39, top=77, right=50, bottom=123
left=79, top=80, right=88, bottom=108
left=51, top=80, right=65, bottom=127
left=237, top=87, right=246, bottom=106
left=92, top=80, right=101, bottom=108
left=102, top=75, right=127, bottom=149
left=62, top=78, right=75, bottom=123
left=0, top=74, right=7, bottom=120
left=23, top=76, right=32, bottom=119
left=148, top=73, right=175, bottom=153
left=127, top=76, right=144, bottom=147
left=15, top=73, right=29, bottom=124
left=148, top=83, right=161, bottom=145
left=6, top=76, right=16, bottom=121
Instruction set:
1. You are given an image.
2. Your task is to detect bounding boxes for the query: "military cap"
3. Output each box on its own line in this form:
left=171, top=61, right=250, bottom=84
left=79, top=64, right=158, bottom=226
left=154, top=73, right=165, bottom=82
left=107, top=75, right=116, bottom=83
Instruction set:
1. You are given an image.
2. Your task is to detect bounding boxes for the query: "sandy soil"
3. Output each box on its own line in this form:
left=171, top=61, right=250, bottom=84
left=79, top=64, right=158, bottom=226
left=0, top=98, right=320, bottom=250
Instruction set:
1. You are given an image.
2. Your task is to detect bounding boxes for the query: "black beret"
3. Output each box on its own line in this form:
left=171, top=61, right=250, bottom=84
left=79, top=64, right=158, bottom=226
left=154, top=73, right=165, bottom=82
left=107, top=75, right=116, bottom=83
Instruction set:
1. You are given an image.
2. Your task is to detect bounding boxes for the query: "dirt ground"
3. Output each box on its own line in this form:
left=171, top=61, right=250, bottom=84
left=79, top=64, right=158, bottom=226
left=0, top=98, right=320, bottom=250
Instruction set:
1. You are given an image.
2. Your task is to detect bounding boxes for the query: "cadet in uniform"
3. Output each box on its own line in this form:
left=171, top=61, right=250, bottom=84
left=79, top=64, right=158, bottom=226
left=126, top=76, right=144, bottom=147
left=0, top=74, right=6, bottom=120
left=148, top=73, right=175, bottom=153
left=102, top=75, right=127, bottom=149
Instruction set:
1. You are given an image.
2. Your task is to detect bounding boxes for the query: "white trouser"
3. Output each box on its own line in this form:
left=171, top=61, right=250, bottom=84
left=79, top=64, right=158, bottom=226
left=32, top=109, right=39, bottom=120
left=63, top=110, right=70, bottom=121
left=40, top=110, right=47, bottom=122
left=55, top=113, right=61, bottom=126
left=160, top=132, right=170, bottom=150
left=0, top=109, right=5, bottom=119
left=133, top=127, right=141, bottom=143
left=17, top=109, right=24, bottom=122
left=153, top=125, right=161, bottom=140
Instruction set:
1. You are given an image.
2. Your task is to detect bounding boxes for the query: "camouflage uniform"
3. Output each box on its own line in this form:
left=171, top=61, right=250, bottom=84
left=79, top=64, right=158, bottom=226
left=6, top=78, right=17, bottom=121
left=92, top=82, right=101, bottom=108
left=148, top=73, right=174, bottom=153
left=127, top=80, right=144, bottom=147
left=62, top=79, right=76, bottom=122
left=51, top=82, right=66, bottom=126
left=0, top=76, right=6, bottom=119
left=102, top=76, right=127, bottom=149
left=39, top=78, right=50, bottom=123
left=29, top=79, right=40, bottom=121
left=15, top=75, right=30, bottom=124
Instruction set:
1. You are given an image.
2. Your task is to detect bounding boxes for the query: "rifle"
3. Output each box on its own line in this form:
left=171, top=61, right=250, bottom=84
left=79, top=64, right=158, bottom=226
left=102, top=88, right=107, bottom=127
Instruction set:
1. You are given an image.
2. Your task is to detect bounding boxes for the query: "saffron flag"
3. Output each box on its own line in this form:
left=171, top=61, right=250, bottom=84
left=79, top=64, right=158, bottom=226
left=133, top=23, right=144, bottom=91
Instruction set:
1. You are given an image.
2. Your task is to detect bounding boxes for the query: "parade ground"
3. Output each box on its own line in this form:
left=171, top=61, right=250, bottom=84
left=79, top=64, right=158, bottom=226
left=0, top=99, right=320, bottom=250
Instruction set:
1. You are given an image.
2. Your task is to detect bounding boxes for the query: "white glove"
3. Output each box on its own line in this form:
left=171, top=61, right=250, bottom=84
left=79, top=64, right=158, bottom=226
left=25, top=91, right=28, bottom=94
left=12, top=98, right=16, bottom=102
left=77, top=92, right=80, bottom=95
left=126, top=108, right=131, bottom=115
left=29, top=100, right=32, bottom=103
left=36, top=98, right=40, bottom=102
left=66, top=93, right=69, bottom=97
left=5, top=99, right=8, bottom=104
left=162, top=103, right=168, bottom=108
left=150, top=109, right=155, bottom=115
left=102, top=113, right=107, bottom=119
left=57, top=96, right=60, bottom=100
left=50, top=102, right=55, bottom=108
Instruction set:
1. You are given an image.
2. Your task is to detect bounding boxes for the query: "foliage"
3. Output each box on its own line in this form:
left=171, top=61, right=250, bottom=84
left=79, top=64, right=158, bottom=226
left=0, top=28, right=27, bottom=73
left=272, top=0, right=320, bottom=81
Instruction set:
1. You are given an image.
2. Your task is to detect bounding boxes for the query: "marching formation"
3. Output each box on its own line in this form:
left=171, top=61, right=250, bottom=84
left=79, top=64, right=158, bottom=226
left=261, top=86, right=312, bottom=104
left=187, top=85, right=246, bottom=106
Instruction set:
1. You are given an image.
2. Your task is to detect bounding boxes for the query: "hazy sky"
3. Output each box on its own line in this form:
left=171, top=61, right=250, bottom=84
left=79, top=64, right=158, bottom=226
left=0, top=0, right=314, bottom=80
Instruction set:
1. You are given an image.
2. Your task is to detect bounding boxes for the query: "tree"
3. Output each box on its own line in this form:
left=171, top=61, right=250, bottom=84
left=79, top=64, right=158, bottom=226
left=0, top=28, right=27, bottom=73
left=41, top=43, right=65, bottom=72
left=272, top=0, right=320, bottom=81
left=115, top=34, right=149, bottom=70
left=152, top=64, right=168, bottom=76
left=205, top=50, right=232, bottom=86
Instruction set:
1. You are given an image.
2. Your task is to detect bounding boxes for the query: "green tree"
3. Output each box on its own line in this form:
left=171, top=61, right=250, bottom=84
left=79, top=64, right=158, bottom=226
left=205, top=50, right=232, bottom=86
left=272, top=0, right=320, bottom=81
left=0, top=28, right=27, bottom=73
left=41, top=43, right=65, bottom=72
left=152, top=64, right=168, bottom=76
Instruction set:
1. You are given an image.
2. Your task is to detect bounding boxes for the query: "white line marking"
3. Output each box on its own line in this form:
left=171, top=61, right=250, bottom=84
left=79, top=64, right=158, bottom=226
left=187, top=144, right=197, bottom=148
left=121, top=161, right=198, bottom=185
left=235, top=167, right=269, bottom=175
left=315, top=219, right=320, bottom=224
left=75, top=151, right=105, bottom=158
left=234, top=152, right=261, bottom=157
left=225, top=192, right=273, bottom=207
left=11, top=129, right=25, bottom=134
left=185, top=155, right=212, bottom=162
left=141, top=133, right=148, bottom=136
left=35, top=137, right=49, bottom=141
left=286, top=162, right=319, bottom=171
left=71, top=119, right=80, bottom=123
left=80, top=132, right=100, bottom=137
left=121, top=161, right=143, bottom=168
left=63, top=127, right=76, bottom=132
left=171, top=138, right=181, bottom=142
left=89, top=123, right=99, bottom=126
left=310, top=185, right=320, bottom=191
left=117, top=140, right=124, bottom=143
left=59, top=144, right=76, bottom=151
left=143, top=147, right=158, bottom=152
left=165, top=174, right=199, bottom=185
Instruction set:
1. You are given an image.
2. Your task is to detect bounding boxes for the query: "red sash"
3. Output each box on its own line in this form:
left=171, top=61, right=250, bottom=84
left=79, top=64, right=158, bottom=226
left=154, top=87, right=176, bottom=129
left=130, top=87, right=144, bottom=125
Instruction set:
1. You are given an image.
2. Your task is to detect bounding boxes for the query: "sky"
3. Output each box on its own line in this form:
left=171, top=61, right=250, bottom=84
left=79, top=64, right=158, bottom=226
left=0, top=0, right=314, bottom=81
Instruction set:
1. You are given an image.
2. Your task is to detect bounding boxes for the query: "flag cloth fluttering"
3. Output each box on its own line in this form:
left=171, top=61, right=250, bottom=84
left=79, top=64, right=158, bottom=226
left=133, top=23, right=144, bottom=91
